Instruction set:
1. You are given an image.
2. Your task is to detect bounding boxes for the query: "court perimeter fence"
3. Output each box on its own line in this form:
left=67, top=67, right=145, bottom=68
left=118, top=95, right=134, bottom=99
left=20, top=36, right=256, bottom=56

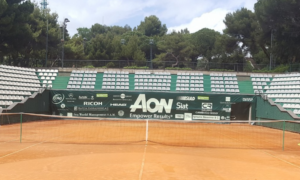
left=0, top=113, right=299, bottom=150
left=3, top=59, right=300, bottom=72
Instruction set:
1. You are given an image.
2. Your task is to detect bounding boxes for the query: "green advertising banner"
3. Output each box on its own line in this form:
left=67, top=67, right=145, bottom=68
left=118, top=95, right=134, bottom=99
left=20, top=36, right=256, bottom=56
left=50, top=90, right=257, bottom=120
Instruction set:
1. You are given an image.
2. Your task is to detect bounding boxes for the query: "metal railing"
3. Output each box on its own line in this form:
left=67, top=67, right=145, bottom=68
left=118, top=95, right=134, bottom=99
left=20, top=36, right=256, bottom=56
left=49, top=60, right=270, bottom=72
left=2, top=59, right=300, bottom=72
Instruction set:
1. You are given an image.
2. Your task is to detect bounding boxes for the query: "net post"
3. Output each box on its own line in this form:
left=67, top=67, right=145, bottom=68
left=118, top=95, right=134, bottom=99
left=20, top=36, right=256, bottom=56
left=146, top=120, right=148, bottom=142
left=20, top=112, right=23, bottom=143
left=282, top=120, right=286, bottom=151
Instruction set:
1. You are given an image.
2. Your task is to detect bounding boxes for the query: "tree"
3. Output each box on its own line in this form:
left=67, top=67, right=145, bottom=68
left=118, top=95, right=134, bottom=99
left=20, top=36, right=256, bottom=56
left=190, top=28, right=221, bottom=62
left=154, top=31, right=192, bottom=68
left=0, top=1, right=63, bottom=67
left=76, top=27, right=92, bottom=40
left=137, top=15, right=167, bottom=36
left=120, top=35, right=146, bottom=66
left=90, top=23, right=109, bottom=37
left=87, top=33, right=113, bottom=60
left=224, top=8, right=260, bottom=53
left=110, top=25, right=132, bottom=35
left=255, top=0, right=300, bottom=64
left=28, top=5, right=61, bottom=67
left=0, top=0, right=34, bottom=65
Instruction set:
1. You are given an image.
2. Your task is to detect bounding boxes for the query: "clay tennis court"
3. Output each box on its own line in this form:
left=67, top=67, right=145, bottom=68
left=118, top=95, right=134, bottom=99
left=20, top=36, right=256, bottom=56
left=1, top=119, right=300, bottom=179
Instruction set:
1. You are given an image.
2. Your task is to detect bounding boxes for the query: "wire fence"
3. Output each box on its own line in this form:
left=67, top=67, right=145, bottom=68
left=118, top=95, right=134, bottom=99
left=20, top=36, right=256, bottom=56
left=2, top=59, right=300, bottom=72
left=49, top=60, right=269, bottom=72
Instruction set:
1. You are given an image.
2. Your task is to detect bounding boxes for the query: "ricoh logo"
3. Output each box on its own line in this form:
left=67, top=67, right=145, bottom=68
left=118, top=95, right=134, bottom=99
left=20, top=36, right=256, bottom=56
left=130, top=94, right=173, bottom=113
left=83, top=102, right=103, bottom=106
left=242, top=98, right=253, bottom=102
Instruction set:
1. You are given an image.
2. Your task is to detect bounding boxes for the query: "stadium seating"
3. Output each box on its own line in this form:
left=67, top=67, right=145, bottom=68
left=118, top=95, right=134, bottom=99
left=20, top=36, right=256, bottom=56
left=176, top=72, right=204, bottom=92
left=36, top=69, right=58, bottom=88
left=101, top=70, right=130, bottom=90
left=252, top=73, right=300, bottom=117
left=251, top=74, right=272, bottom=94
left=67, top=70, right=97, bottom=90
left=134, top=71, right=171, bottom=91
left=210, top=73, right=240, bottom=93
left=0, top=65, right=41, bottom=109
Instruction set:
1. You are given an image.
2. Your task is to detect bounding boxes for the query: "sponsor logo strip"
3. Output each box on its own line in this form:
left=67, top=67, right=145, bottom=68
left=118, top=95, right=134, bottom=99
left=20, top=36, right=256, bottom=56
left=197, top=96, right=209, bottom=100
left=193, top=115, right=220, bottom=120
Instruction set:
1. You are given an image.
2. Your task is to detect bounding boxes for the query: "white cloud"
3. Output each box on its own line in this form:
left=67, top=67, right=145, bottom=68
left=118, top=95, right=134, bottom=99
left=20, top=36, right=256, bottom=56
left=168, top=8, right=229, bottom=33
left=46, top=0, right=258, bottom=35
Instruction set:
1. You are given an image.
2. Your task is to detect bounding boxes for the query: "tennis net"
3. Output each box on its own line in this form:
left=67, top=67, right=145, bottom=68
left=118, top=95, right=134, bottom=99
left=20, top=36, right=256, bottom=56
left=0, top=113, right=299, bottom=150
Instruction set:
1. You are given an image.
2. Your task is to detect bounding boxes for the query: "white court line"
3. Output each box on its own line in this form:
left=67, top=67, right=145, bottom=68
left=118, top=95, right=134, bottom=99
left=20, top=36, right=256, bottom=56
left=138, top=141, right=147, bottom=180
left=0, top=141, right=46, bottom=159
left=219, top=127, right=300, bottom=169
left=262, top=150, right=300, bottom=169
left=138, top=120, right=148, bottom=180
left=0, top=129, right=75, bottom=160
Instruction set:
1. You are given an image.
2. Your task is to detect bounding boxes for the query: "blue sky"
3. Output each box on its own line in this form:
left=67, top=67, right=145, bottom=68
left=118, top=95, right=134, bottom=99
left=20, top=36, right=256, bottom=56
left=46, top=0, right=257, bottom=36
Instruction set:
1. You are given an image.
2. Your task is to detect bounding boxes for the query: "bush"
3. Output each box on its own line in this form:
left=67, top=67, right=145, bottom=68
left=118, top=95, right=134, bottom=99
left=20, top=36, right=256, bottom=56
left=106, top=62, right=115, bottom=68
left=123, top=66, right=149, bottom=69
left=165, top=67, right=192, bottom=70
left=252, top=64, right=289, bottom=73
left=244, top=61, right=254, bottom=72
left=82, top=65, right=95, bottom=68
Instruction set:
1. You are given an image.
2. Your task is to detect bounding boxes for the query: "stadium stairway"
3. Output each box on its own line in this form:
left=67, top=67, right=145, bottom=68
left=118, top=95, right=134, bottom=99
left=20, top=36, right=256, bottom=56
left=170, top=74, right=177, bottom=91
left=52, top=76, right=69, bottom=89
left=203, top=75, right=211, bottom=92
left=129, top=74, right=135, bottom=90
left=238, top=80, right=254, bottom=94
left=95, top=73, right=103, bottom=90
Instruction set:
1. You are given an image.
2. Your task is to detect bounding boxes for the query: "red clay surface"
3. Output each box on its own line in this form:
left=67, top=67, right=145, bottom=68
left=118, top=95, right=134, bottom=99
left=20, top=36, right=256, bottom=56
left=1, top=120, right=300, bottom=180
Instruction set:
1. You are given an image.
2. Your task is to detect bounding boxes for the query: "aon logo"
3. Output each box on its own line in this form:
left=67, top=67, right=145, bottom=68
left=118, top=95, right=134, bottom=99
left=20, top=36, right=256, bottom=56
left=130, top=94, right=173, bottom=113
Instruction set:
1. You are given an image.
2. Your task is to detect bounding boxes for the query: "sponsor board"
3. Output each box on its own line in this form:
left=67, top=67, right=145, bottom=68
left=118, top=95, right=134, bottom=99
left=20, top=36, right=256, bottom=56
left=110, top=103, right=127, bottom=107
left=129, top=113, right=173, bottom=119
left=202, top=103, right=212, bottom=111
left=96, top=94, right=108, bottom=98
left=195, top=111, right=218, bottom=115
left=184, top=113, right=192, bottom=121
left=66, top=93, right=76, bottom=102
left=79, top=96, right=95, bottom=100
left=83, top=102, right=103, bottom=106
left=118, top=110, right=125, bottom=117
left=52, top=94, right=65, bottom=104
left=73, top=113, right=115, bottom=117
left=113, top=94, right=132, bottom=101
left=193, top=115, right=220, bottom=120
left=74, top=106, right=108, bottom=112
left=50, top=91, right=256, bottom=120
left=177, top=96, right=195, bottom=101
left=175, top=114, right=184, bottom=119
left=176, top=102, right=188, bottom=110
left=197, top=96, right=209, bottom=100
left=242, top=98, right=253, bottom=102
left=130, top=94, right=173, bottom=113
left=222, top=108, right=231, bottom=112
